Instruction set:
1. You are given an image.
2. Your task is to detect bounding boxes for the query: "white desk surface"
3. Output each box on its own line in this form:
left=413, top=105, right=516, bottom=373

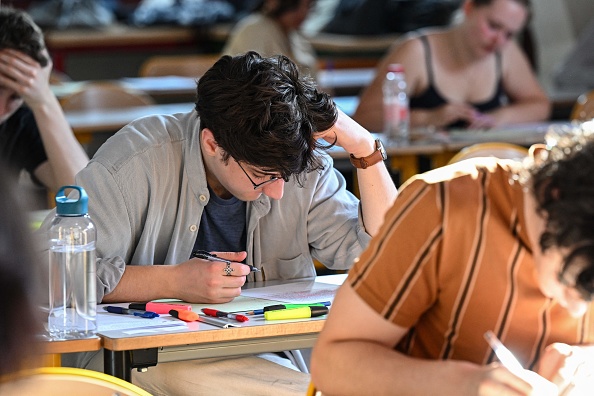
left=98, top=275, right=346, bottom=356
left=65, top=102, right=195, bottom=133
left=52, top=68, right=375, bottom=100
left=65, top=97, right=358, bottom=135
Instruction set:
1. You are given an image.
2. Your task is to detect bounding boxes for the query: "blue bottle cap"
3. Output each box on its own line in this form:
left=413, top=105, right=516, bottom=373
left=55, top=185, right=88, bottom=216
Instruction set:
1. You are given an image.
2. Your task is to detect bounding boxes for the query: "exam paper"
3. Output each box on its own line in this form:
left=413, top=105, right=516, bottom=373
left=241, top=278, right=341, bottom=303
left=97, top=311, right=187, bottom=333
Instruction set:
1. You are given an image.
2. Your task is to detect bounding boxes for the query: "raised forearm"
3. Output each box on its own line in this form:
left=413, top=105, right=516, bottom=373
left=329, top=111, right=398, bottom=236
left=32, top=93, right=88, bottom=191
left=356, top=161, right=397, bottom=236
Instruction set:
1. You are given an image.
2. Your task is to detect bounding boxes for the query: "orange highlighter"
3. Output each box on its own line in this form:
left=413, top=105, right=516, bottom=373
left=264, top=306, right=329, bottom=320
left=169, top=309, right=199, bottom=322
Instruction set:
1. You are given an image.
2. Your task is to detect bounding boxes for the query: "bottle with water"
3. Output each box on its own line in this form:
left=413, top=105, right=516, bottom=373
left=48, top=186, right=97, bottom=339
left=383, top=63, right=410, bottom=145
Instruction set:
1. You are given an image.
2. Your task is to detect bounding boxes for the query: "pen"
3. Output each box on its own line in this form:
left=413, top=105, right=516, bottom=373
left=245, top=302, right=332, bottom=315
left=103, top=306, right=159, bottom=318
left=264, top=306, right=329, bottom=321
left=169, top=309, right=240, bottom=328
left=484, top=331, right=524, bottom=373
left=191, top=250, right=260, bottom=272
left=201, top=308, right=249, bottom=322
left=128, top=302, right=192, bottom=314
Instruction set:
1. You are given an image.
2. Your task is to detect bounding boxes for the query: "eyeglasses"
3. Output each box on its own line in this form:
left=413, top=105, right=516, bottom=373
left=557, top=245, right=594, bottom=302
left=235, top=159, right=280, bottom=190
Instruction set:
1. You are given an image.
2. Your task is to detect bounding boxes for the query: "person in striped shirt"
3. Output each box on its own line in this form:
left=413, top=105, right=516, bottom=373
left=312, top=122, right=594, bottom=395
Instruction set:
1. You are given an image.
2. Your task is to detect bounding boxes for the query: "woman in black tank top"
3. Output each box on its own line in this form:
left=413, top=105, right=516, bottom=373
left=354, top=0, right=550, bottom=132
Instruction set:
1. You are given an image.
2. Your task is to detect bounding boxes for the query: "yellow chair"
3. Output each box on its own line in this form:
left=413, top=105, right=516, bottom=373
left=570, top=90, right=594, bottom=122
left=139, top=54, right=221, bottom=78
left=448, top=142, right=529, bottom=164
left=306, top=381, right=322, bottom=396
left=0, top=367, right=153, bottom=395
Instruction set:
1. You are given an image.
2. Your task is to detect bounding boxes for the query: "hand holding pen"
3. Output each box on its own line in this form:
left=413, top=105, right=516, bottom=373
left=191, top=250, right=260, bottom=274
left=171, top=251, right=248, bottom=303
left=484, top=331, right=558, bottom=395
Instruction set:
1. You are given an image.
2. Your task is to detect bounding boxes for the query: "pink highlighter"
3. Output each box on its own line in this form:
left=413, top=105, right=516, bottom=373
left=129, top=302, right=192, bottom=315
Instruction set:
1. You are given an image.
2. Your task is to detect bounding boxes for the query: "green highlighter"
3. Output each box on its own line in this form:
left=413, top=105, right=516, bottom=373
left=264, top=306, right=329, bottom=321
left=246, top=302, right=331, bottom=315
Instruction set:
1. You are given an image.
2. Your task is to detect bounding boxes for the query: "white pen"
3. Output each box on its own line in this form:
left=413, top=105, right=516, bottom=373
left=484, top=331, right=524, bottom=373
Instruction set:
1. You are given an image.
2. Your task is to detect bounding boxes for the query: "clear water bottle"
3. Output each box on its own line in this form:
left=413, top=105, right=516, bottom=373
left=48, top=186, right=97, bottom=339
left=383, top=63, right=410, bottom=145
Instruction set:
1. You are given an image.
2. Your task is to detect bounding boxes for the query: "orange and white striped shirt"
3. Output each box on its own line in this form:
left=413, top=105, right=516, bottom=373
left=349, top=158, right=594, bottom=370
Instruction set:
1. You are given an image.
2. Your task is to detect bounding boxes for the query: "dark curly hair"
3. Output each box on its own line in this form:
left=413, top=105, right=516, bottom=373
left=195, top=51, right=337, bottom=183
left=527, top=122, right=594, bottom=299
left=0, top=6, right=48, bottom=67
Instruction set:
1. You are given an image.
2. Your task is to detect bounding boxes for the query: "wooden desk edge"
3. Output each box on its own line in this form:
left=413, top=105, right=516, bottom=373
left=100, top=320, right=325, bottom=351
left=42, top=337, right=101, bottom=354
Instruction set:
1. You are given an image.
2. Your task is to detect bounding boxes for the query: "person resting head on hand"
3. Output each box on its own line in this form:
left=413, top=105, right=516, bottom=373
left=0, top=6, right=88, bottom=193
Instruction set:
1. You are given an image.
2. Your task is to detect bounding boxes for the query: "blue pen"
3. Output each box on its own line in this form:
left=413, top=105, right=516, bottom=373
left=103, top=306, right=159, bottom=319
left=245, top=301, right=332, bottom=315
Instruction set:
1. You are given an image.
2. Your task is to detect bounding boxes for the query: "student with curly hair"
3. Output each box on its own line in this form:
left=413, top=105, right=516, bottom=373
left=0, top=6, right=88, bottom=192
left=49, top=51, right=397, bottom=395
left=312, top=122, right=594, bottom=395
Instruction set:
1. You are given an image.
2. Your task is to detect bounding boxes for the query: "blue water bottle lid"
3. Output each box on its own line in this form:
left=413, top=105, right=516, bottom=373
left=55, top=185, right=88, bottom=216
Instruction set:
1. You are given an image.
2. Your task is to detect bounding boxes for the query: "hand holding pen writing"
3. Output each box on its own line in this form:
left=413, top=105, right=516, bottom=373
left=171, top=251, right=249, bottom=304
left=481, top=331, right=557, bottom=396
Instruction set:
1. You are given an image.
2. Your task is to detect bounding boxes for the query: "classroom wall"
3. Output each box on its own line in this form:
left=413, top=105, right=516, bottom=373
left=531, top=0, right=594, bottom=91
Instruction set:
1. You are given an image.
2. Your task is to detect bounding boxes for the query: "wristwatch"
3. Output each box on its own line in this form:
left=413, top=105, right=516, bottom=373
left=349, top=139, right=387, bottom=169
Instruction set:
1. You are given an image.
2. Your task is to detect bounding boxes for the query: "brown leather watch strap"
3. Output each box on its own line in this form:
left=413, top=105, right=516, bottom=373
left=349, top=139, right=387, bottom=169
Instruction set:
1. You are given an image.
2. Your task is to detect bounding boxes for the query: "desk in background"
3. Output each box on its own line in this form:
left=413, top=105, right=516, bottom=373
left=64, top=101, right=567, bottom=185
left=65, top=102, right=195, bottom=142
left=44, top=24, right=214, bottom=79
left=52, top=68, right=376, bottom=104
left=62, top=97, right=359, bottom=138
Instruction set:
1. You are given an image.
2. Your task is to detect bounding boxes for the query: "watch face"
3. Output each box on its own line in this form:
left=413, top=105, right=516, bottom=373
left=377, top=140, right=387, bottom=160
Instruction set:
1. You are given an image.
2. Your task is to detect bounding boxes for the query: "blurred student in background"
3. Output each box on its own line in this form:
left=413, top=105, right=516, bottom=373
left=354, top=0, right=550, bottom=132
left=223, top=0, right=319, bottom=79
left=0, top=7, right=88, bottom=193
left=0, top=165, right=44, bottom=388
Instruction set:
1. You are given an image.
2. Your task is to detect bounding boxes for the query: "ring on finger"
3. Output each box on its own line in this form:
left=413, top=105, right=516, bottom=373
left=224, top=262, right=233, bottom=276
